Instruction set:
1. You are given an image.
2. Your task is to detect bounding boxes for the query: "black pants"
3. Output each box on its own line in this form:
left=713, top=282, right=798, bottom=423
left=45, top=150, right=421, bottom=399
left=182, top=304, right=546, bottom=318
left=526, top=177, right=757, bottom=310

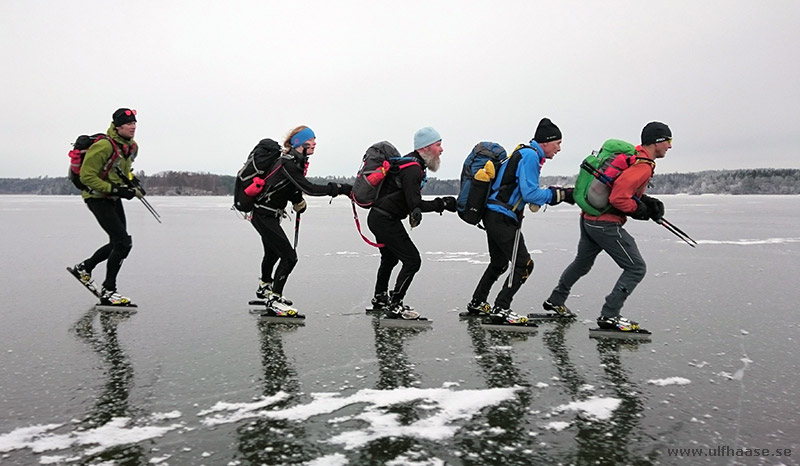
left=368, top=209, right=421, bottom=304
left=471, top=210, right=533, bottom=310
left=251, top=210, right=296, bottom=295
left=84, top=198, right=132, bottom=291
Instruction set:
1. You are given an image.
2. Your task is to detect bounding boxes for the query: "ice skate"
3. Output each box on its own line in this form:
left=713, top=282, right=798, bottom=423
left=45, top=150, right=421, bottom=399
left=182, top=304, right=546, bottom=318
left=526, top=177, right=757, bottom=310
left=459, top=299, right=492, bottom=318
left=528, top=300, right=577, bottom=320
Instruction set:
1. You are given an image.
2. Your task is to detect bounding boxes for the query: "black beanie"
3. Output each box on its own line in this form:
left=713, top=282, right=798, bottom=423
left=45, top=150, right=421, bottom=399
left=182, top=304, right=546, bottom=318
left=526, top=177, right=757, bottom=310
left=641, top=121, right=671, bottom=145
left=113, top=108, right=137, bottom=127
left=533, top=118, right=562, bottom=143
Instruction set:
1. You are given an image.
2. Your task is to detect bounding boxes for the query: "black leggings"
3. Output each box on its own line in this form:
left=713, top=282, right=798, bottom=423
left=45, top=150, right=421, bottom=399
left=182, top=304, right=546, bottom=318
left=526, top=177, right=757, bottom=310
left=368, top=209, right=421, bottom=304
left=251, top=210, right=297, bottom=295
left=84, top=198, right=132, bottom=291
left=471, top=210, right=533, bottom=309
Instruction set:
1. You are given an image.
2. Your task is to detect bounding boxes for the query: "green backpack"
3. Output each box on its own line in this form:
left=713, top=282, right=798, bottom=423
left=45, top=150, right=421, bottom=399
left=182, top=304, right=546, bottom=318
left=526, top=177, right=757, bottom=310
left=573, top=139, right=639, bottom=216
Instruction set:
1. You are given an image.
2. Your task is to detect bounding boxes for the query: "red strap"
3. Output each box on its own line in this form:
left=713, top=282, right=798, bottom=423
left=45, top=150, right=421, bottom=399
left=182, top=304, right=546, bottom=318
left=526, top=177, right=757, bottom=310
left=350, top=199, right=384, bottom=248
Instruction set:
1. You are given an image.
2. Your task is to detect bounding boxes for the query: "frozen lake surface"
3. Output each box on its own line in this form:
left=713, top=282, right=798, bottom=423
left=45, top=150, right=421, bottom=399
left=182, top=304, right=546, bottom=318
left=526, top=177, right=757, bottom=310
left=1, top=194, right=798, bottom=465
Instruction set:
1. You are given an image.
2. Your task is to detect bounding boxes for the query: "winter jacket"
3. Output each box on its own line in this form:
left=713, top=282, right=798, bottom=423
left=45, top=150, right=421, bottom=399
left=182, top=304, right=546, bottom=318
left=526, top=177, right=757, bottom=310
left=80, top=123, right=137, bottom=200
left=371, top=151, right=440, bottom=219
left=486, top=141, right=554, bottom=221
left=583, top=145, right=655, bottom=224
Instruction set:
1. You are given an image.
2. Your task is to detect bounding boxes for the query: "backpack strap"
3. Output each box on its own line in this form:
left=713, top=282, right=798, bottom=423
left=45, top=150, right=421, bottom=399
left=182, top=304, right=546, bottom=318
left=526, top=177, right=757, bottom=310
left=99, top=136, right=121, bottom=181
left=351, top=200, right=384, bottom=248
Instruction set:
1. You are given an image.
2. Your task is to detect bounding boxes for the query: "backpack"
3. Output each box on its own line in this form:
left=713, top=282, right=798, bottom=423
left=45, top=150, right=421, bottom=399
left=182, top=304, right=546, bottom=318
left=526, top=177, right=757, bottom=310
left=233, top=138, right=283, bottom=212
left=455, top=141, right=508, bottom=225
left=573, top=139, right=641, bottom=216
left=350, top=141, right=420, bottom=209
left=67, top=133, right=121, bottom=192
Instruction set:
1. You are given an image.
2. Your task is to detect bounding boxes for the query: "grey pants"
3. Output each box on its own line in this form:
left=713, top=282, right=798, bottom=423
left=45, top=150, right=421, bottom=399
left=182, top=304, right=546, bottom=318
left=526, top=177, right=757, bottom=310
left=548, top=217, right=646, bottom=318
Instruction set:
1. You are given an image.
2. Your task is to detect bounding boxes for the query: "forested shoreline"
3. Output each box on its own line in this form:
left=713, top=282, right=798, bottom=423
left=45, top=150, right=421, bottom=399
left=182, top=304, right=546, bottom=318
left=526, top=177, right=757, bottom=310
left=1, top=168, right=798, bottom=196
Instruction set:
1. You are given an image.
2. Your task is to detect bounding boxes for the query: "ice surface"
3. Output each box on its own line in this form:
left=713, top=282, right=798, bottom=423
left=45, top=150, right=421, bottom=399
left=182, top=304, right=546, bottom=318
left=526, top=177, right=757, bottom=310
left=1, top=194, right=798, bottom=464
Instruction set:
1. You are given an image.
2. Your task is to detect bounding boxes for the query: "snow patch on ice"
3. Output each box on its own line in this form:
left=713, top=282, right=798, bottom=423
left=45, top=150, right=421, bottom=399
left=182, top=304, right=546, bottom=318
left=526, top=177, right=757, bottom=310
left=553, top=396, right=621, bottom=420
left=697, top=237, right=800, bottom=246
left=0, top=418, right=181, bottom=456
left=199, top=386, right=521, bottom=449
left=647, top=377, right=692, bottom=386
left=543, top=421, right=571, bottom=431
left=304, top=453, right=349, bottom=466
left=150, top=410, right=182, bottom=421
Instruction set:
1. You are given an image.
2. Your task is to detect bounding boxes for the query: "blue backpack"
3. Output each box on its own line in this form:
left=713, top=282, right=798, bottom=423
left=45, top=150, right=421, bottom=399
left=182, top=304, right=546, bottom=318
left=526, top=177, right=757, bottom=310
left=456, top=142, right=508, bottom=225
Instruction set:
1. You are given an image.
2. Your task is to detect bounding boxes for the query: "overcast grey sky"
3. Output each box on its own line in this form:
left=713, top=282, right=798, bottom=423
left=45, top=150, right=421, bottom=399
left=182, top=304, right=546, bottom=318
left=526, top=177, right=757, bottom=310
left=1, top=0, right=798, bottom=180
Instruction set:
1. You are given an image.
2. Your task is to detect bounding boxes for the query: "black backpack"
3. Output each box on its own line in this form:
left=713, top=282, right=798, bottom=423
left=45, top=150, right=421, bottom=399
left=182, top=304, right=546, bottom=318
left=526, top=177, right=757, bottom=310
left=67, top=134, right=124, bottom=192
left=233, top=138, right=283, bottom=212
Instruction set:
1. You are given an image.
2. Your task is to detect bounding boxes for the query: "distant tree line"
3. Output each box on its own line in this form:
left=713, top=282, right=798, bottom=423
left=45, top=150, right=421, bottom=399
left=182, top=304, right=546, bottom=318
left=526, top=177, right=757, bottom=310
left=1, top=168, right=798, bottom=196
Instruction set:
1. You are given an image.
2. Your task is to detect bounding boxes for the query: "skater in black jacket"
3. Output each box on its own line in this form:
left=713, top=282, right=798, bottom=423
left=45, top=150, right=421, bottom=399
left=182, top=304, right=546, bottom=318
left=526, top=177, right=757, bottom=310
left=244, top=125, right=351, bottom=311
left=368, top=127, right=457, bottom=320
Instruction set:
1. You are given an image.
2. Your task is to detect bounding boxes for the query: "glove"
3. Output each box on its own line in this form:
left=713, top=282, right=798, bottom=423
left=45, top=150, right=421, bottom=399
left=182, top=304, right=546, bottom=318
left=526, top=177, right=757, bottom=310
left=293, top=199, right=307, bottom=214
left=111, top=185, right=136, bottom=200
left=641, top=195, right=664, bottom=222
left=630, top=200, right=651, bottom=221
left=433, top=197, right=446, bottom=213
left=244, top=177, right=265, bottom=197
left=327, top=182, right=341, bottom=198
left=563, top=188, right=574, bottom=205
left=442, top=196, right=457, bottom=212
left=409, top=207, right=422, bottom=228
left=548, top=186, right=573, bottom=206
left=130, top=174, right=146, bottom=195
left=474, top=161, right=496, bottom=182
left=339, top=183, right=352, bottom=196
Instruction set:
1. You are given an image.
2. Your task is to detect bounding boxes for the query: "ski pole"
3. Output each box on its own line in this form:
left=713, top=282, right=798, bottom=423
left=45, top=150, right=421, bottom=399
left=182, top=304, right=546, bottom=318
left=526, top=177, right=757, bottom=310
left=115, top=167, right=161, bottom=223
left=657, top=218, right=697, bottom=247
left=506, top=213, right=523, bottom=288
left=293, top=212, right=301, bottom=250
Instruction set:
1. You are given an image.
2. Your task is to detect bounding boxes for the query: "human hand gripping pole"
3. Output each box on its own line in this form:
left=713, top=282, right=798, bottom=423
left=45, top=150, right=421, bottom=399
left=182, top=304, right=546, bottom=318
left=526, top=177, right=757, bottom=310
left=114, top=167, right=161, bottom=223
left=580, top=162, right=696, bottom=247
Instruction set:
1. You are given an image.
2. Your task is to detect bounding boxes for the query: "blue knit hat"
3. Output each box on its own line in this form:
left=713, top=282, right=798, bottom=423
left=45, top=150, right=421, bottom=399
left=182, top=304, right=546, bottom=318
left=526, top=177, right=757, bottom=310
left=413, top=127, right=442, bottom=150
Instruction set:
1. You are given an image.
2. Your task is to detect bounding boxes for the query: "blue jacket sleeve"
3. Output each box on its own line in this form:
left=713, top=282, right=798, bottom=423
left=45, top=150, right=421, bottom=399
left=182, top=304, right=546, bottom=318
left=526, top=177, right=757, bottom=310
left=517, top=148, right=553, bottom=206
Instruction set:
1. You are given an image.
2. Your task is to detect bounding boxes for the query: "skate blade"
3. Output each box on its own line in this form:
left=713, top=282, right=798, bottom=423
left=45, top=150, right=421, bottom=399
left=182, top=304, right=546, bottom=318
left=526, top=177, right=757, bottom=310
left=259, top=315, right=305, bottom=325
left=379, top=318, right=432, bottom=328
left=481, top=323, right=538, bottom=333
left=526, top=313, right=576, bottom=321
left=458, top=311, right=487, bottom=319
left=95, top=304, right=138, bottom=313
left=589, top=328, right=652, bottom=341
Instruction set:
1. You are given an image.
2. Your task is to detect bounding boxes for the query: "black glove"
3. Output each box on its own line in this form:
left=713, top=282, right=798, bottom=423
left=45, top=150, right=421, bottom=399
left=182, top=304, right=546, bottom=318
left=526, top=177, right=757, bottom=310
left=327, top=182, right=340, bottom=198
left=563, top=188, right=575, bottom=205
left=630, top=200, right=651, bottom=221
left=111, top=184, right=136, bottom=200
left=409, top=207, right=422, bottom=228
left=548, top=186, right=573, bottom=206
left=442, top=196, right=457, bottom=212
left=432, top=197, right=446, bottom=213
left=641, top=195, right=664, bottom=222
left=130, top=175, right=146, bottom=196
left=339, top=183, right=352, bottom=196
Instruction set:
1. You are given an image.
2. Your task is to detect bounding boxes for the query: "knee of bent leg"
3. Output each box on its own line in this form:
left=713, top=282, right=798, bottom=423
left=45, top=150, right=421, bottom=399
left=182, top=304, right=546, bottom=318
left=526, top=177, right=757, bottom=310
left=406, top=254, right=422, bottom=273
left=632, top=259, right=647, bottom=280
left=285, top=250, right=299, bottom=269
left=520, top=259, right=534, bottom=281
left=113, top=235, right=133, bottom=258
